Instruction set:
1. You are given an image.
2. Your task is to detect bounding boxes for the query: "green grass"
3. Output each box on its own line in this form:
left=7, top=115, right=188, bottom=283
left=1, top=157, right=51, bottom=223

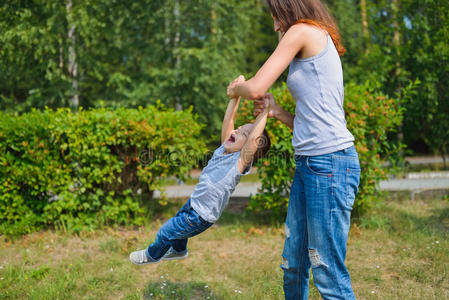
left=1, top=194, right=448, bottom=299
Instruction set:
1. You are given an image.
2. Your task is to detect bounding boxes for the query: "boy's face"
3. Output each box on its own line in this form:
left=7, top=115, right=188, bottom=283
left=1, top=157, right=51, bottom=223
left=224, top=124, right=253, bottom=153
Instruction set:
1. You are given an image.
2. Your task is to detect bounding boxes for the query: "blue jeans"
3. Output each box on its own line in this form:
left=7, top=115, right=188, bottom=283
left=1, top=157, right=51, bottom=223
left=282, top=146, right=361, bottom=300
left=146, top=199, right=213, bottom=261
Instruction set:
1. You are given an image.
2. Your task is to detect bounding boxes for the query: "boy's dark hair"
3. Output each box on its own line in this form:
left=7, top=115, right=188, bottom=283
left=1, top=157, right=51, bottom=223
left=253, top=129, right=271, bottom=163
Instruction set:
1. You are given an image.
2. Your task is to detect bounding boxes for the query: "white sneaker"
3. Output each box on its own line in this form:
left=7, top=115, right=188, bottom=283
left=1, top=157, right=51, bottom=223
left=129, top=249, right=159, bottom=265
left=162, top=247, right=189, bottom=261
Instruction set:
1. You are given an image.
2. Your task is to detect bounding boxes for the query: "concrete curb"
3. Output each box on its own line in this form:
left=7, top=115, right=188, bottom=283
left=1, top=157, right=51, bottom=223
left=403, top=171, right=449, bottom=179
left=154, top=178, right=449, bottom=199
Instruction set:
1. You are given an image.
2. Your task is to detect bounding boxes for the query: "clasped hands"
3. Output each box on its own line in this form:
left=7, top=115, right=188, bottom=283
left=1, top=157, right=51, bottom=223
left=227, top=75, right=279, bottom=118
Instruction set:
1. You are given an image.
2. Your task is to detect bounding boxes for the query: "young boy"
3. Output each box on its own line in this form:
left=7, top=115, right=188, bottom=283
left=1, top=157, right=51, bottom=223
left=130, top=78, right=272, bottom=265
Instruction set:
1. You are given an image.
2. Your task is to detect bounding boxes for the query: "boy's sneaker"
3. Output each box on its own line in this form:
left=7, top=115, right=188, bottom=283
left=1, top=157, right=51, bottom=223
left=162, top=247, right=189, bottom=261
left=129, top=249, right=159, bottom=265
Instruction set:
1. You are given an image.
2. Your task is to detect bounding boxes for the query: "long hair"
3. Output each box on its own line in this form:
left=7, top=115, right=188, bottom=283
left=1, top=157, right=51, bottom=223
left=266, top=0, right=346, bottom=56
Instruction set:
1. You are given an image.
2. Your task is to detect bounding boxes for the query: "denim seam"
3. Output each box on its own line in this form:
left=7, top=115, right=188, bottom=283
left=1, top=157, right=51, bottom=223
left=298, top=219, right=308, bottom=298
left=328, top=172, right=346, bottom=298
left=330, top=161, right=350, bottom=297
left=329, top=157, right=339, bottom=277
left=345, top=169, right=350, bottom=208
left=330, top=210, right=346, bottom=298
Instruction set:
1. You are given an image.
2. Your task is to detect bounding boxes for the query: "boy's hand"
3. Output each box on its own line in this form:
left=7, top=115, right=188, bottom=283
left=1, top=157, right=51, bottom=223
left=227, top=75, right=245, bottom=99
left=254, top=93, right=278, bottom=118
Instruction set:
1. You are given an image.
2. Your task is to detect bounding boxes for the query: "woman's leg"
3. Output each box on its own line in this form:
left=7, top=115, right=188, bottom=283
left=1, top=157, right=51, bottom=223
left=282, top=157, right=311, bottom=300
left=303, top=147, right=360, bottom=300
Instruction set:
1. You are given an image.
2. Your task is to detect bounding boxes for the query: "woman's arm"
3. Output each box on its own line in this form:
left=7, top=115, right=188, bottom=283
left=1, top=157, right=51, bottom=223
left=228, top=25, right=307, bottom=100
left=273, top=107, right=295, bottom=130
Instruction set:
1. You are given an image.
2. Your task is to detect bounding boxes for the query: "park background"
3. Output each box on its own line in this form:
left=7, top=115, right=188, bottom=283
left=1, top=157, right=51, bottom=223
left=0, top=0, right=448, bottom=299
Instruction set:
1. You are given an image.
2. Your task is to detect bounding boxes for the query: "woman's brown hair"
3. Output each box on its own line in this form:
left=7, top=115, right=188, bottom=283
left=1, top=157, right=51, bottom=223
left=266, top=0, right=346, bottom=56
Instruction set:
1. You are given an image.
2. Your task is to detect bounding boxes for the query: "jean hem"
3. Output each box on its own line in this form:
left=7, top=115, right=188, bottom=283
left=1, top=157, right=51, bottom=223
left=145, top=248, right=160, bottom=262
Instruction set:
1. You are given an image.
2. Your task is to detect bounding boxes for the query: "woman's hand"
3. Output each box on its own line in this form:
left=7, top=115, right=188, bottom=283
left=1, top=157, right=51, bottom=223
left=254, top=93, right=278, bottom=118
left=227, top=75, right=245, bottom=99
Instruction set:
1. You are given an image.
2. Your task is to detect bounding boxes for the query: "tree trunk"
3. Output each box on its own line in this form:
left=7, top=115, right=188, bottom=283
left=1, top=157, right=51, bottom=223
left=211, top=6, right=216, bottom=40
left=174, top=0, right=182, bottom=111
left=441, top=147, right=447, bottom=169
left=392, top=0, right=401, bottom=58
left=66, top=0, right=79, bottom=109
left=59, top=45, right=64, bottom=69
left=392, top=0, right=404, bottom=159
left=360, top=0, right=369, bottom=53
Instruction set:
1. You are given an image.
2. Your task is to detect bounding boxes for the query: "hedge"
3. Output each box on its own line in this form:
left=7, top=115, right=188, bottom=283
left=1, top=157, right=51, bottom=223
left=0, top=104, right=207, bottom=235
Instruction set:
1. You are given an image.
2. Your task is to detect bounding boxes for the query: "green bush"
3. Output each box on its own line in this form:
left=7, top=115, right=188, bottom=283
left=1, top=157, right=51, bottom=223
left=0, top=104, right=207, bottom=235
left=238, top=81, right=411, bottom=219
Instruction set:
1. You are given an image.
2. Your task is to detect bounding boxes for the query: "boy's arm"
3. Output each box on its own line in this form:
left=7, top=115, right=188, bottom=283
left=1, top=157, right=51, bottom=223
left=237, top=95, right=270, bottom=174
left=221, top=97, right=241, bottom=144
left=222, top=75, right=245, bottom=144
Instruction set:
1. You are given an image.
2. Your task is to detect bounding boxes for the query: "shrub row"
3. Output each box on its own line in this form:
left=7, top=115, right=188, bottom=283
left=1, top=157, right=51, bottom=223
left=0, top=104, right=207, bottom=235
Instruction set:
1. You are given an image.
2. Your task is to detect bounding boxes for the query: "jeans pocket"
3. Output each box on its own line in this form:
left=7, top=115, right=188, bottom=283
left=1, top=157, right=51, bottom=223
left=306, top=155, right=333, bottom=176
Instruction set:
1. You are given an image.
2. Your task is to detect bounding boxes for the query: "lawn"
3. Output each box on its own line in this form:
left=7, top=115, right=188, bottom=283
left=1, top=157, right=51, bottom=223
left=0, top=193, right=448, bottom=299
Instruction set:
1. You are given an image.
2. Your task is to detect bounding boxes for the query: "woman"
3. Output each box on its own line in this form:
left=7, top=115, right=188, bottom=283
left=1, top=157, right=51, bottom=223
left=227, top=0, right=361, bottom=299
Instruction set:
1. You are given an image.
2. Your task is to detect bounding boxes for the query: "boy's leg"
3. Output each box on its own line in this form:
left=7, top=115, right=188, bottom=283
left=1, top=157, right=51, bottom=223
left=146, top=199, right=212, bottom=261
left=160, top=238, right=188, bottom=261
left=172, top=239, right=188, bottom=252
left=145, top=200, right=190, bottom=260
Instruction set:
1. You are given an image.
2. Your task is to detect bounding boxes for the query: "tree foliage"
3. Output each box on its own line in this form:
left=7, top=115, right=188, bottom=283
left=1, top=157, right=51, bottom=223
left=0, top=0, right=258, bottom=134
left=347, top=0, right=449, bottom=158
left=1, top=0, right=448, bottom=155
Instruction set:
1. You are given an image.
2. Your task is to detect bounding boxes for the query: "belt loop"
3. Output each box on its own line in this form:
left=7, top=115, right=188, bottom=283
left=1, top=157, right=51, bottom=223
left=343, top=147, right=348, bottom=154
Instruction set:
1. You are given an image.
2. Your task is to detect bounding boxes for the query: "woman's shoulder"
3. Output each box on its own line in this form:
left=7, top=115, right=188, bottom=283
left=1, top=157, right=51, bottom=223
left=287, top=22, right=327, bottom=39
left=286, top=23, right=328, bottom=59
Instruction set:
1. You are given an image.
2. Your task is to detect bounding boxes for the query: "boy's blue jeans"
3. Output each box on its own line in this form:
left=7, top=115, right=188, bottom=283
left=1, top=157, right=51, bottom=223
left=145, top=199, right=213, bottom=261
left=282, top=146, right=361, bottom=300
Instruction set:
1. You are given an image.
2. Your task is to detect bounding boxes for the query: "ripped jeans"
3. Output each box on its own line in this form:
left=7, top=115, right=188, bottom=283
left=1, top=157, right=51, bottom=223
left=282, top=146, right=361, bottom=300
